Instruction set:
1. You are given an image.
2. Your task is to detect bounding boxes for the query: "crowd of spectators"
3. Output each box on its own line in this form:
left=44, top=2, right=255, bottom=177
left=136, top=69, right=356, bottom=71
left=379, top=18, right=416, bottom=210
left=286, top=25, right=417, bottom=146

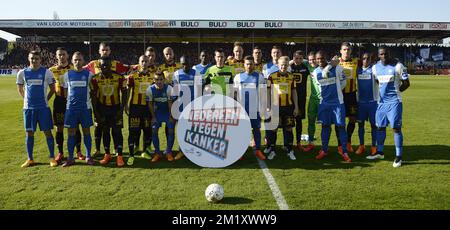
left=1, top=41, right=449, bottom=72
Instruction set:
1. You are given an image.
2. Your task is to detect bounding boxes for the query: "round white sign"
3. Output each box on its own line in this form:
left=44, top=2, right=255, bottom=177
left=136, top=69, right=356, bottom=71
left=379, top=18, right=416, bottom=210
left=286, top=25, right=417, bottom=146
left=176, top=94, right=251, bottom=168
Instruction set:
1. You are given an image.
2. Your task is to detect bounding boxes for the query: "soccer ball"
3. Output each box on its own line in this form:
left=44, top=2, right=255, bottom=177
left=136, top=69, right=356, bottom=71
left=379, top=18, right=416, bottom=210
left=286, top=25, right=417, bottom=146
left=205, top=183, right=224, bottom=203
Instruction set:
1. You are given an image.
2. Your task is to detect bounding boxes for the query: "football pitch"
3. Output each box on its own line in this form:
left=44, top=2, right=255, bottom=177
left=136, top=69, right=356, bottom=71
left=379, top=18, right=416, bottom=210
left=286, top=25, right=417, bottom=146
left=0, top=75, right=449, bottom=210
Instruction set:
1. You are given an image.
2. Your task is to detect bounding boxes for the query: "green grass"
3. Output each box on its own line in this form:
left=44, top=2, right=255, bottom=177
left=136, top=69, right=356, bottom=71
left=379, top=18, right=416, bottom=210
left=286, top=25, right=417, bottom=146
left=0, top=75, right=449, bottom=210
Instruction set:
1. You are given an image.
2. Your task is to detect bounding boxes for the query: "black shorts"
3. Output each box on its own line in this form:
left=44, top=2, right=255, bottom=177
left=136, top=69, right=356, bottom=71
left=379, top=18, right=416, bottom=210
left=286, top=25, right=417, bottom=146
left=97, top=104, right=123, bottom=128
left=52, top=95, right=66, bottom=126
left=128, top=105, right=151, bottom=130
left=279, top=106, right=295, bottom=128
left=344, top=92, right=358, bottom=117
left=296, top=85, right=307, bottom=120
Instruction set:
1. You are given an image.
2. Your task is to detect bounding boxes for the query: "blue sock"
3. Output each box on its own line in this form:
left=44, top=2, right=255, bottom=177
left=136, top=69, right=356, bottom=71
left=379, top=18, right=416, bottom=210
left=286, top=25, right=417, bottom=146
left=394, top=131, right=403, bottom=157
left=338, top=127, right=348, bottom=154
left=67, top=135, right=76, bottom=160
left=152, top=128, right=160, bottom=154
left=46, top=136, right=55, bottom=158
left=377, top=128, right=386, bottom=153
left=321, top=125, right=331, bottom=152
left=358, top=123, right=365, bottom=145
left=167, top=130, right=174, bottom=153
left=253, top=129, right=261, bottom=150
left=84, top=134, right=92, bottom=158
left=26, top=136, right=34, bottom=160
left=371, top=125, right=377, bottom=147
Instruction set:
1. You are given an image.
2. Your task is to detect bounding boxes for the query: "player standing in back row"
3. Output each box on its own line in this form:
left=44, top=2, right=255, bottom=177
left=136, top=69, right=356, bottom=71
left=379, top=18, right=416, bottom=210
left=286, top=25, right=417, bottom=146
left=338, top=42, right=359, bottom=155
left=355, top=52, right=378, bottom=156
left=48, top=47, right=84, bottom=163
left=304, top=51, right=320, bottom=152
left=290, top=50, right=310, bottom=150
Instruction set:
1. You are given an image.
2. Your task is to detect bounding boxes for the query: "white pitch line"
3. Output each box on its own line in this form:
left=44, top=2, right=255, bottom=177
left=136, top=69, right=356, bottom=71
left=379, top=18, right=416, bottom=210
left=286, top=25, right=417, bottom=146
left=256, top=158, right=289, bottom=210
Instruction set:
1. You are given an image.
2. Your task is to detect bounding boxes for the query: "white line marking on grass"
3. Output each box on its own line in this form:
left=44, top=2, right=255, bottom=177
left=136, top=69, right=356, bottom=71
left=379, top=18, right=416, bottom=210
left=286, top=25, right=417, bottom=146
left=257, top=158, right=289, bottom=210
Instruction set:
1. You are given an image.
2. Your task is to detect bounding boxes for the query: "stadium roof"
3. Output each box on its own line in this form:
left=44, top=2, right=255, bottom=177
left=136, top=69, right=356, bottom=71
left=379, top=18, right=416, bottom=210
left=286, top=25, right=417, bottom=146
left=1, top=19, right=449, bottom=44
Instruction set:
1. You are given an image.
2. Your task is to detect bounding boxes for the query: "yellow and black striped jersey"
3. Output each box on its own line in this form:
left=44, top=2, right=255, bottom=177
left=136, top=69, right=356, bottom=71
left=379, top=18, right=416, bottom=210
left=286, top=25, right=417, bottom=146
left=226, top=58, right=245, bottom=74
left=158, top=62, right=182, bottom=84
left=267, top=71, right=296, bottom=107
left=339, top=58, right=359, bottom=93
left=127, top=71, right=155, bottom=106
left=49, top=64, right=72, bottom=97
left=254, top=62, right=263, bottom=73
left=91, top=73, right=125, bottom=106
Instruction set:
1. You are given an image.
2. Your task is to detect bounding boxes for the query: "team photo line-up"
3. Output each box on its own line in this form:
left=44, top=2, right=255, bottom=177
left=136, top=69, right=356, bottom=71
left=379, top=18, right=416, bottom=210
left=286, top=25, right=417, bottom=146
left=16, top=41, right=410, bottom=168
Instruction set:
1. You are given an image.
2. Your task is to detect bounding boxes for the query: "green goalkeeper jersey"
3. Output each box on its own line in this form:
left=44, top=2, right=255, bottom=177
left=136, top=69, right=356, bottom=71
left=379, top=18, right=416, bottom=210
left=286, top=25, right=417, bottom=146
left=308, top=64, right=321, bottom=100
left=203, top=65, right=235, bottom=95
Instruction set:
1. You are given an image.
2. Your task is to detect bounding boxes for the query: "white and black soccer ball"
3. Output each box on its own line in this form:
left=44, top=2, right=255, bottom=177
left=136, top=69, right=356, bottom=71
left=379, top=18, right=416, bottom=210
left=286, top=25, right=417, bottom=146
left=205, top=183, right=224, bottom=203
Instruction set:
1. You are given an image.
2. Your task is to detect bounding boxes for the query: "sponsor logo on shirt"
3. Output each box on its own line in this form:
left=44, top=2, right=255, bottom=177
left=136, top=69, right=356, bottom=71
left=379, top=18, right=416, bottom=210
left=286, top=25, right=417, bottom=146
left=154, top=97, right=168, bottom=102
left=27, top=79, right=43, bottom=85
left=358, top=74, right=372, bottom=80
left=318, top=77, right=336, bottom=86
left=180, top=80, right=194, bottom=86
left=377, top=75, right=394, bottom=83
left=71, top=81, right=87, bottom=87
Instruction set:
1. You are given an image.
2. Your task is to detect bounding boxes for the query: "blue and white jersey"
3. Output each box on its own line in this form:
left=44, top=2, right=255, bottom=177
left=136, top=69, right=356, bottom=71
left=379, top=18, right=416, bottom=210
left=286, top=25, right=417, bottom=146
left=262, top=62, right=279, bottom=79
left=313, top=65, right=346, bottom=105
left=146, top=84, right=173, bottom=117
left=63, top=69, right=94, bottom=110
left=172, top=68, right=202, bottom=102
left=193, top=63, right=213, bottom=76
left=372, top=61, right=409, bottom=104
left=16, top=67, right=55, bottom=109
left=233, top=71, right=265, bottom=117
left=357, top=66, right=378, bottom=103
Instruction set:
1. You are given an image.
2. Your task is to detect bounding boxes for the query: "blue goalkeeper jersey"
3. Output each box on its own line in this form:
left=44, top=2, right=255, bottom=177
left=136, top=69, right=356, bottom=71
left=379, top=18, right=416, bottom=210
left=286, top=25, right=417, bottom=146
left=372, top=61, right=409, bottom=104
left=63, top=69, right=94, bottom=110
left=357, top=66, right=378, bottom=103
